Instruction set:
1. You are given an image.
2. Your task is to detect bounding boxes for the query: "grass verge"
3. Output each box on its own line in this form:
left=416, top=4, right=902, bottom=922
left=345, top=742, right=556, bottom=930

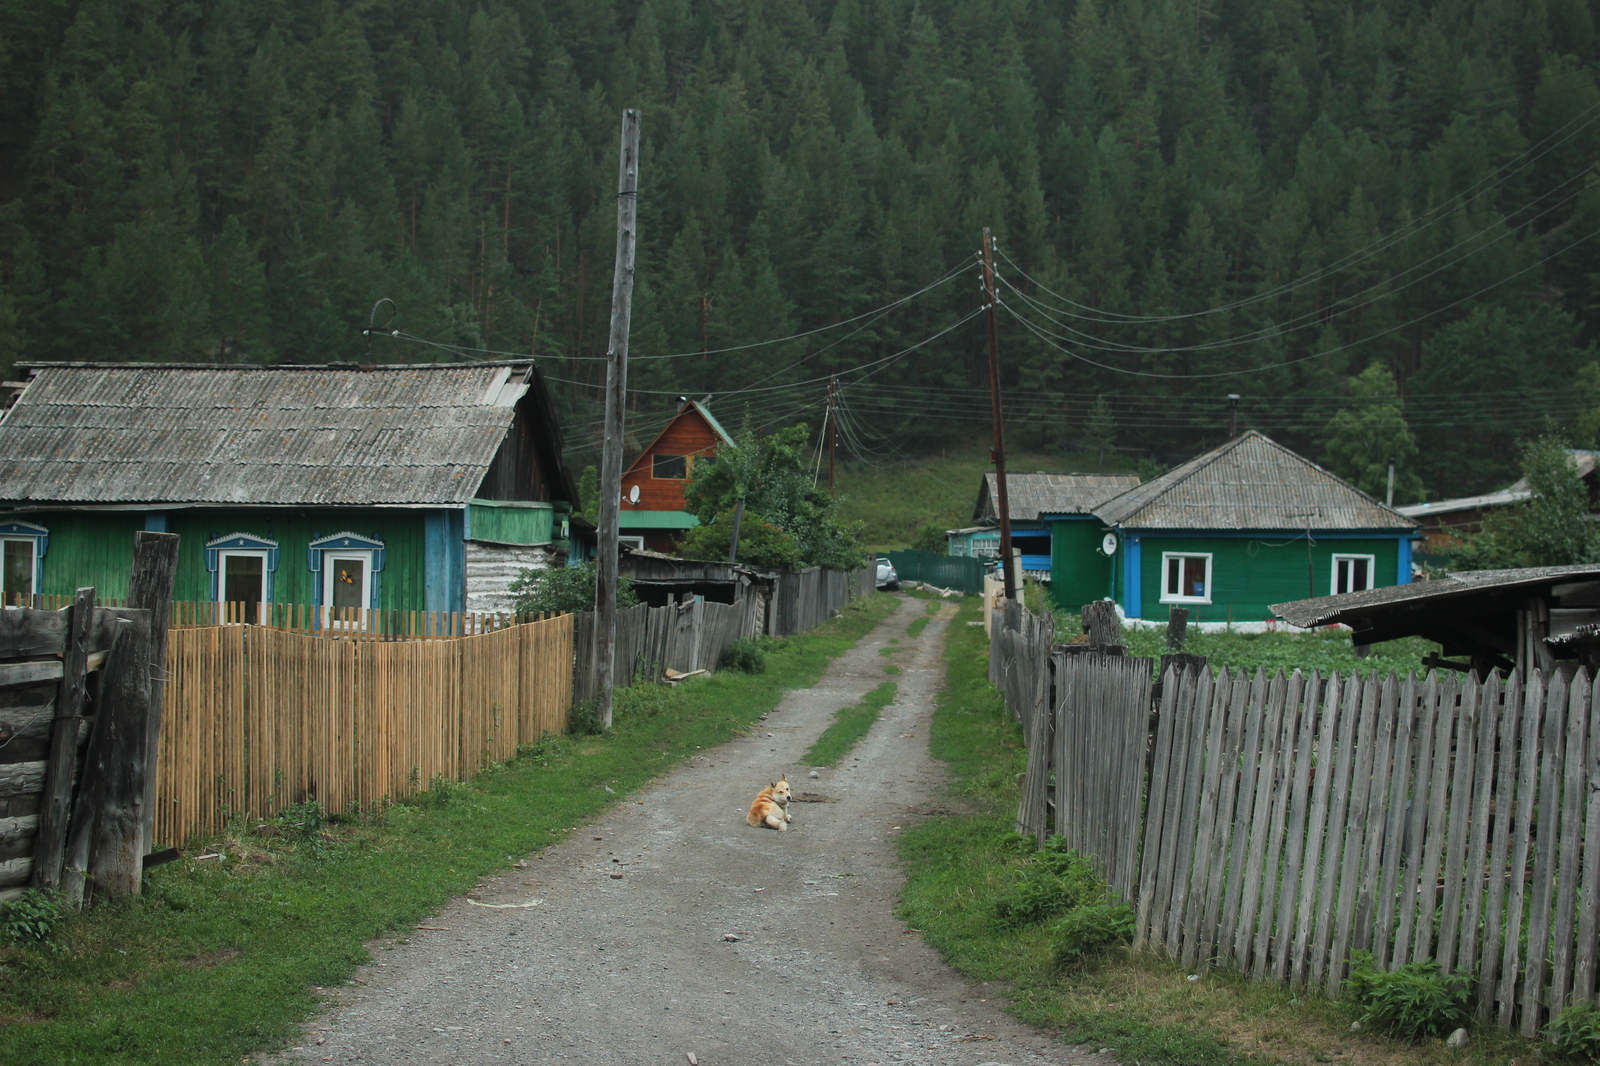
left=802, top=681, right=898, bottom=766
left=0, top=593, right=896, bottom=1066
left=898, top=595, right=1537, bottom=1066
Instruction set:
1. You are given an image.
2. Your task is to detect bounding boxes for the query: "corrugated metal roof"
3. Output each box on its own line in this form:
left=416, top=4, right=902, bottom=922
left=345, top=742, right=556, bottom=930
left=1396, top=488, right=1529, bottom=519
left=0, top=364, right=528, bottom=507
left=1093, top=431, right=1415, bottom=532
left=976, top=472, right=1141, bottom=523
left=1271, top=564, right=1600, bottom=628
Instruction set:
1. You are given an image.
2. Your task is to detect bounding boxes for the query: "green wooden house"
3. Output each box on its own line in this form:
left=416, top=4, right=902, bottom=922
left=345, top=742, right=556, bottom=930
left=1052, top=432, right=1418, bottom=622
left=0, top=361, right=580, bottom=616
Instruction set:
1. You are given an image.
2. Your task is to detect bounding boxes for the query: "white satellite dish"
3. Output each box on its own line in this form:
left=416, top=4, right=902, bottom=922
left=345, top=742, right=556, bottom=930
left=1101, top=533, right=1118, bottom=555
left=627, top=485, right=640, bottom=504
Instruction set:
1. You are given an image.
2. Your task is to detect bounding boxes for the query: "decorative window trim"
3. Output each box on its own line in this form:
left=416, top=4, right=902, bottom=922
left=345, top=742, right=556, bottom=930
left=1159, top=551, right=1213, bottom=605
left=205, top=533, right=279, bottom=609
left=307, top=532, right=385, bottom=610
left=1331, top=553, right=1377, bottom=596
left=0, top=520, right=48, bottom=604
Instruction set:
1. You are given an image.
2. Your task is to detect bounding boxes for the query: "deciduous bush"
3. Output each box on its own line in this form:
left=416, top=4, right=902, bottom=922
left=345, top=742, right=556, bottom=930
left=719, top=637, right=769, bottom=674
left=1546, top=1001, right=1600, bottom=1062
left=992, top=837, right=1103, bottom=928
left=0, top=889, right=66, bottom=943
left=1049, top=899, right=1135, bottom=965
left=1345, top=953, right=1471, bottom=1041
left=509, top=562, right=637, bottom=615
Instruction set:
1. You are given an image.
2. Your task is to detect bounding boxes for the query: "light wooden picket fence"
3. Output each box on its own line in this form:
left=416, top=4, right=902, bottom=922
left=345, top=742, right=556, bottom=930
left=154, top=613, right=573, bottom=847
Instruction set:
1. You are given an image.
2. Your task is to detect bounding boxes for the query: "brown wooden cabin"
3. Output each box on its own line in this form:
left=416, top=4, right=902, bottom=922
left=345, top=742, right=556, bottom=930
left=618, top=400, right=735, bottom=552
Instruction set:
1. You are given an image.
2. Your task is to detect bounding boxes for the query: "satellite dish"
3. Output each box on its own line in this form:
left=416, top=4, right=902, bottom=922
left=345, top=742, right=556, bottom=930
left=1101, top=533, right=1118, bottom=555
left=627, top=485, right=640, bottom=504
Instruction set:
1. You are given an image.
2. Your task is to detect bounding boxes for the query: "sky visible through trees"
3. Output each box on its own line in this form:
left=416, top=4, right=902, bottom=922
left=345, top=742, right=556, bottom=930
left=3, top=0, right=1600, bottom=499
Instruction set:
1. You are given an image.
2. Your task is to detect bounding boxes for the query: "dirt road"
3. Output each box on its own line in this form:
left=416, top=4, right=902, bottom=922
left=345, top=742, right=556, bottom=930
left=274, top=595, right=1094, bottom=1066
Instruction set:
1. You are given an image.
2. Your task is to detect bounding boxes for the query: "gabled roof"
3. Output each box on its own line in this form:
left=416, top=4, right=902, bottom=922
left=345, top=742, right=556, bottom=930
left=975, top=472, right=1141, bottom=523
left=626, top=399, right=734, bottom=469
left=1094, top=431, right=1415, bottom=532
left=0, top=361, right=575, bottom=508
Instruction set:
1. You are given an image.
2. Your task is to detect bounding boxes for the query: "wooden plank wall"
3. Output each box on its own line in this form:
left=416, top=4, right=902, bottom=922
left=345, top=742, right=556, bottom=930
left=996, top=598, right=1600, bottom=1039
left=1136, top=663, right=1600, bottom=1035
left=152, top=613, right=573, bottom=846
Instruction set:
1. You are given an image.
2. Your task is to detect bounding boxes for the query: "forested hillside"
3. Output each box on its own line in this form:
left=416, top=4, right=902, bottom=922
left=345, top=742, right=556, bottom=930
left=2, top=0, right=1598, bottom=497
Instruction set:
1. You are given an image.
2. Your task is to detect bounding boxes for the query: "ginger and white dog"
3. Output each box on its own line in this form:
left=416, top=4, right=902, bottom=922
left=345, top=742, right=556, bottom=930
left=746, top=776, right=793, bottom=831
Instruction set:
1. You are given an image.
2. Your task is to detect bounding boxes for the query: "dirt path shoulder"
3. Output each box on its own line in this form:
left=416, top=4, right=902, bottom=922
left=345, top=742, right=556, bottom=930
left=274, top=595, right=1095, bottom=1066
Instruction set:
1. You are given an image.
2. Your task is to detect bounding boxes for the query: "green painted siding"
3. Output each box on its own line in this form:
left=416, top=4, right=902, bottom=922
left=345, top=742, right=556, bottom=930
left=1133, top=534, right=1401, bottom=622
left=468, top=500, right=553, bottom=545
left=26, top=511, right=145, bottom=599
left=1048, top=518, right=1114, bottom=613
left=24, top=509, right=435, bottom=610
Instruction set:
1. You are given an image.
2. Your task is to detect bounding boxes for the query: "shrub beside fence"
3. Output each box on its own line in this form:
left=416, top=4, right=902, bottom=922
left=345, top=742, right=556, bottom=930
left=155, top=613, right=573, bottom=846
left=995, top=600, right=1600, bottom=1041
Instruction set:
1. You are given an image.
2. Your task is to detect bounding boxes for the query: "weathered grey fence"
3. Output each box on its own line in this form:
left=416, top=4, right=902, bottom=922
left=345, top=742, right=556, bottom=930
left=997, top=600, right=1600, bottom=1039
left=571, top=564, right=876, bottom=707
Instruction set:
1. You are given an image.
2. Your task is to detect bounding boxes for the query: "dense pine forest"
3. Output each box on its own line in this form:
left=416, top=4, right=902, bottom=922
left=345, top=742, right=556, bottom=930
left=2, top=0, right=1599, bottom=497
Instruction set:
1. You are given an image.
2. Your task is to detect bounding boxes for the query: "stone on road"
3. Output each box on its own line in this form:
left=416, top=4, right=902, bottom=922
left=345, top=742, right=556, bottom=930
left=271, top=595, right=1096, bottom=1066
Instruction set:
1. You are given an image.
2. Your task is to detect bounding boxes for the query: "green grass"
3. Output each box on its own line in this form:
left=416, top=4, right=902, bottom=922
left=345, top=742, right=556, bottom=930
left=833, top=440, right=1139, bottom=550
left=1050, top=604, right=1440, bottom=678
left=899, top=595, right=1536, bottom=1066
left=0, top=593, right=896, bottom=1066
left=907, top=615, right=931, bottom=639
left=802, top=681, right=898, bottom=766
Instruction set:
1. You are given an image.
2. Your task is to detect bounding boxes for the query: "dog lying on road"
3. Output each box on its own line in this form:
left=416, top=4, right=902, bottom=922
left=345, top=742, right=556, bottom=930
left=746, top=776, right=792, bottom=831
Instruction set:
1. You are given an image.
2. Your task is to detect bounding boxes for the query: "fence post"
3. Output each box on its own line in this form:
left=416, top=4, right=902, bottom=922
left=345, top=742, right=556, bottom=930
left=30, top=587, right=96, bottom=891
left=129, top=532, right=179, bottom=861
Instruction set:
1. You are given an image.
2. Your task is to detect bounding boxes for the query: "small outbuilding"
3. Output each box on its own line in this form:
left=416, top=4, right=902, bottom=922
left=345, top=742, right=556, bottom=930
left=970, top=471, right=1139, bottom=588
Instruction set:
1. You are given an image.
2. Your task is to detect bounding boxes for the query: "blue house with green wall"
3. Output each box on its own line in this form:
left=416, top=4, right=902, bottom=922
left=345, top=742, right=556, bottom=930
left=0, top=361, right=580, bottom=617
left=1051, top=432, right=1417, bottom=623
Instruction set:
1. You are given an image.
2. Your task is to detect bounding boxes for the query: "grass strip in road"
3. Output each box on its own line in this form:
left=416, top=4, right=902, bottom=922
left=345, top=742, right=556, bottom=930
left=0, top=593, right=896, bottom=1066
left=897, top=595, right=1531, bottom=1066
left=802, top=681, right=897, bottom=767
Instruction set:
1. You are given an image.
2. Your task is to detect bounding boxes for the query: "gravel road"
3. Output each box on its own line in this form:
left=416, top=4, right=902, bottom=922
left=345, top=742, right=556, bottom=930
left=272, top=595, right=1098, bottom=1066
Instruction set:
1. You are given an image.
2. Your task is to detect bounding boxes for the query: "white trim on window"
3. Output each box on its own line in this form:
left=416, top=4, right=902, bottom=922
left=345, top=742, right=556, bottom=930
left=1160, top=552, right=1213, bottom=604
left=619, top=535, right=646, bottom=550
left=0, top=536, right=39, bottom=605
left=1331, top=553, right=1377, bottom=596
left=217, top=549, right=270, bottom=623
left=321, top=551, right=374, bottom=629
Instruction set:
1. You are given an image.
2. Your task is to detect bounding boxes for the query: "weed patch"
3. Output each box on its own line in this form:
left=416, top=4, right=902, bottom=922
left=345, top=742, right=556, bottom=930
left=803, top=681, right=897, bottom=766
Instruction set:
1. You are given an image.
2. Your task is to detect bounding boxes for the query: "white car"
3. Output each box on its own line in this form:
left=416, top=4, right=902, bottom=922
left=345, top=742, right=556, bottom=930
left=875, top=557, right=899, bottom=591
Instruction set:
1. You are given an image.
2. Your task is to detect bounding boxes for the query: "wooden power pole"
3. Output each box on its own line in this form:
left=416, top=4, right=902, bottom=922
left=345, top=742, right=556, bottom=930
left=595, top=109, right=641, bottom=730
left=827, top=374, right=838, bottom=491
left=981, top=228, right=1016, bottom=601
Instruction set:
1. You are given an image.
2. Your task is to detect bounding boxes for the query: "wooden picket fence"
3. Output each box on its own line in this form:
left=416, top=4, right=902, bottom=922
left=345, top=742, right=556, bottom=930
left=153, top=613, right=573, bottom=847
left=997, top=599, right=1600, bottom=1039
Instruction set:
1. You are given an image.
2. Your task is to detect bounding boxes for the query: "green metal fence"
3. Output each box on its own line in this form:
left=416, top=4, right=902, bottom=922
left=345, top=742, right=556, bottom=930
left=884, top=550, right=986, bottom=594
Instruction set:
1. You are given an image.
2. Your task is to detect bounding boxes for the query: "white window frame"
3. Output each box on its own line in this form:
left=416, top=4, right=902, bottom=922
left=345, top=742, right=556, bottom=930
left=1331, top=553, right=1377, bottom=596
left=217, top=549, right=270, bottom=624
left=321, top=551, right=375, bottom=629
left=0, top=521, right=48, bottom=607
left=619, top=535, right=646, bottom=550
left=0, top=535, right=40, bottom=605
left=1160, top=551, right=1213, bottom=604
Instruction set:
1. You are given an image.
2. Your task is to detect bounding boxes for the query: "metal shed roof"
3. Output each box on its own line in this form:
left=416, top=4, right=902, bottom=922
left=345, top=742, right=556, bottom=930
left=975, top=472, right=1141, bottom=523
left=0, top=362, right=546, bottom=507
left=1093, top=431, right=1416, bottom=532
left=1271, top=564, right=1600, bottom=629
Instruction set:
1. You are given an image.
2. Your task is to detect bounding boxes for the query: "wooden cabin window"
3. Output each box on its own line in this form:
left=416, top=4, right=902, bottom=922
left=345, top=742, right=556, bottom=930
left=1161, top=552, right=1212, bottom=604
left=1, top=538, right=35, bottom=603
left=652, top=454, right=688, bottom=479
left=1331, top=554, right=1375, bottom=595
left=218, top=550, right=268, bottom=623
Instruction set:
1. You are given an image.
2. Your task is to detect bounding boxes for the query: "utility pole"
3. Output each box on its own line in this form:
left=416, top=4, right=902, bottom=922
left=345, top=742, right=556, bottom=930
left=1386, top=459, right=1396, bottom=507
left=827, top=375, right=838, bottom=491
left=595, top=109, right=640, bottom=730
left=980, top=228, right=1015, bottom=601
left=1228, top=393, right=1241, bottom=438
